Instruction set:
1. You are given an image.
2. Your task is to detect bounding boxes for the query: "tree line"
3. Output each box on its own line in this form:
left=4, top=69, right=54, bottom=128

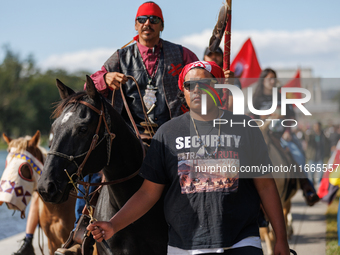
left=0, top=47, right=90, bottom=138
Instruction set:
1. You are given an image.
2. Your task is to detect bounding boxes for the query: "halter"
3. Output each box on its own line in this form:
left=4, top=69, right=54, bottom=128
left=48, top=100, right=116, bottom=177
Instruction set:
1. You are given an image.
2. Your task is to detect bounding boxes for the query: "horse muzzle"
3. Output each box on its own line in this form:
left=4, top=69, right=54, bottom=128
left=38, top=181, right=69, bottom=204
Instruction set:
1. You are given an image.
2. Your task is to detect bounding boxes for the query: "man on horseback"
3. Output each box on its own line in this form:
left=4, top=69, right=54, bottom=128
left=86, top=1, right=199, bottom=137
left=87, top=61, right=291, bottom=255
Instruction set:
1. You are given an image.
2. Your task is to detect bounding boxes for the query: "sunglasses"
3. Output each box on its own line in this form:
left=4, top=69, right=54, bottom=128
left=136, top=16, right=162, bottom=24
left=183, top=79, right=218, bottom=91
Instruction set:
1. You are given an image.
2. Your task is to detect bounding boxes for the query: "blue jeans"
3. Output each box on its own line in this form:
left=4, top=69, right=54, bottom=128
left=74, top=173, right=102, bottom=229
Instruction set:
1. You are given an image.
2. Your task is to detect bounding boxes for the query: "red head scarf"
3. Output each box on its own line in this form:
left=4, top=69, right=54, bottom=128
left=136, top=2, right=164, bottom=22
left=178, top=61, right=225, bottom=91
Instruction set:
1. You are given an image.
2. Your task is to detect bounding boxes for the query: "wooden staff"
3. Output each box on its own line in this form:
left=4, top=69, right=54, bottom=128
left=223, top=0, right=232, bottom=71
left=209, top=1, right=232, bottom=110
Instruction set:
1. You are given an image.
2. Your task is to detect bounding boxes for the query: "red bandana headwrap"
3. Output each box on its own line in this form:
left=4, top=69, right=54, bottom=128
left=178, top=61, right=225, bottom=91
left=136, top=2, right=164, bottom=22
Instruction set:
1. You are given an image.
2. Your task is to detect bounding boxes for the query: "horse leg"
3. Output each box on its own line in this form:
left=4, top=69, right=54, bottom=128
left=283, top=200, right=294, bottom=239
left=38, top=197, right=54, bottom=254
left=39, top=196, right=76, bottom=254
left=260, top=227, right=274, bottom=255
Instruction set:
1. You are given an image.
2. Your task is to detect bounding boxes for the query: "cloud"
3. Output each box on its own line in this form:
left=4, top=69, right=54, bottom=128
left=40, top=26, right=340, bottom=77
left=40, top=48, right=117, bottom=73
left=175, top=26, right=340, bottom=77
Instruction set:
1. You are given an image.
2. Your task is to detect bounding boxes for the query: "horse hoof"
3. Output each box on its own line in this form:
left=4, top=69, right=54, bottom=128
left=304, top=191, right=320, bottom=206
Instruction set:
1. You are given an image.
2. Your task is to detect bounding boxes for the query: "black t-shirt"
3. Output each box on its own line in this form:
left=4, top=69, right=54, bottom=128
left=139, top=110, right=272, bottom=249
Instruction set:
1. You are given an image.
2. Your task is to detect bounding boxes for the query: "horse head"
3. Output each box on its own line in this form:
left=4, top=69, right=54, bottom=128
left=0, top=131, right=45, bottom=218
left=38, top=76, right=143, bottom=204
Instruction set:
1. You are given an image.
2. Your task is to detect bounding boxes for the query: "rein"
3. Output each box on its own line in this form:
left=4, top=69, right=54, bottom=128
left=112, top=75, right=156, bottom=138
left=48, top=101, right=115, bottom=176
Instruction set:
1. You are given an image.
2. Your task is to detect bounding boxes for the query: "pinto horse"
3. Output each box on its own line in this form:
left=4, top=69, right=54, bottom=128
left=0, top=131, right=76, bottom=254
left=37, top=76, right=168, bottom=255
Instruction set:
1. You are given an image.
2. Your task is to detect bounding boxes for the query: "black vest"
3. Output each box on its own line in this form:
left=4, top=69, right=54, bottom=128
left=104, top=40, right=184, bottom=132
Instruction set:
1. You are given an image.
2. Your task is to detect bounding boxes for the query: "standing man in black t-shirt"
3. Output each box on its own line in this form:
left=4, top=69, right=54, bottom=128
left=87, top=61, right=290, bottom=255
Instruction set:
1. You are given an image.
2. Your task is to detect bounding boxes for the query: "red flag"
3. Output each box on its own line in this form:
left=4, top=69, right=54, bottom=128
left=282, top=69, right=301, bottom=99
left=318, top=140, right=340, bottom=204
left=230, top=38, right=261, bottom=88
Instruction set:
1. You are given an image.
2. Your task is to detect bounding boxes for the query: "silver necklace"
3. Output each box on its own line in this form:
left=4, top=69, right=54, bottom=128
left=190, top=110, right=224, bottom=158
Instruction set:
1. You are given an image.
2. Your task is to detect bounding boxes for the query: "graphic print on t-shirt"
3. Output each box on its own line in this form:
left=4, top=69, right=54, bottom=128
left=178, top=152, right=239, bottom=194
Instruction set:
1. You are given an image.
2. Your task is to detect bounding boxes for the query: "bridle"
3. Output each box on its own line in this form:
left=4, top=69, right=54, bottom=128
left=48, top=98, right=144, bottom=189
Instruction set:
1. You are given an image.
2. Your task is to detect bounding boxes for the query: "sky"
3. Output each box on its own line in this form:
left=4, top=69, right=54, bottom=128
left=1, top=0, right=340, bottom=78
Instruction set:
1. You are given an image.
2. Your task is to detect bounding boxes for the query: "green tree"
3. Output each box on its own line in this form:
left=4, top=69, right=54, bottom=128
left=0, top=46, right=90, bottom=137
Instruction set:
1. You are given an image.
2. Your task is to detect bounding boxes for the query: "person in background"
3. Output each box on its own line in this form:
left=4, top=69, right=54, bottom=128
left=328, top=124, right=340, bottom=154
left=252, top=68, right=295, bottom=121
left=252, top=68, right=319, bottom=205
left=305, top=121, right=327, bottom=185
left=203, top=46, right=223, bottom=68
left=203, top=46, right=241, bottom=111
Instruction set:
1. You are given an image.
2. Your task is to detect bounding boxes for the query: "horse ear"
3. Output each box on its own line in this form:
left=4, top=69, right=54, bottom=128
left=56, top=79, right=76, bottom=99
left=85, top=75, right=99, bottom=100
left=28, top=130, right=41, bottom=148
left=2, top=133, right=12, bottom=144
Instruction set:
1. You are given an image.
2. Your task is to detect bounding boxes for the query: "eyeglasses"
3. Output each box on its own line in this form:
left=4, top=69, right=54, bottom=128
left=136, top=16, right=162, bottom=24
left=183, top=79, right=217, bottom=91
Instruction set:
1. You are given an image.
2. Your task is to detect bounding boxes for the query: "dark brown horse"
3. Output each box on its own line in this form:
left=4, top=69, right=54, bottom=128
left=258, top=121, right=299, bottom=255
left=0, top=131, right=76, bottom=254
left=37, top=76, right=168, bottom=254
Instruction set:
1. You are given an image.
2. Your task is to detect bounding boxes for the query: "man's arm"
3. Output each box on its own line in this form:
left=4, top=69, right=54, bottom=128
left=87, top=179, right=165, bottom=242
left=253, top=177, right=290, bottom=255
left=84, top=50, right=128, bottom=97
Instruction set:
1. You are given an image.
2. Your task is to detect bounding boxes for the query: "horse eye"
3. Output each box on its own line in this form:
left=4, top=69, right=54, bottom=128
left=79, top=127, right=88, bottom=134
left=48, top=132, right=54, bottom=148
left=19, top=164, right=33, bottom=181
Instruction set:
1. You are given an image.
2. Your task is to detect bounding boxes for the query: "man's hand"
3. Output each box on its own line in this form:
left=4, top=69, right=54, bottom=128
left=86, top=179, right=165, bottom=242
left=104, top=72, right=128, bottom=90
left=87, top=221, right=115, bottom=242
left=224, top=70, right=234, bottom=84
left=274, top=239, right=291, bottom=255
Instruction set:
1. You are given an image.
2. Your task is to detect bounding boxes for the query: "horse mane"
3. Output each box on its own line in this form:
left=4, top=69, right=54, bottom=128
left=52, top=91, right=87, bottom=119
left=8, top=136, right=32, bottom=153
left=7, top=136, right=47, bottom=160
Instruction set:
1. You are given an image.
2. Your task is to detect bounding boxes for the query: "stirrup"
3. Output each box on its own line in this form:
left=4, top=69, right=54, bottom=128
left=62, top=230, right=75, bottom=249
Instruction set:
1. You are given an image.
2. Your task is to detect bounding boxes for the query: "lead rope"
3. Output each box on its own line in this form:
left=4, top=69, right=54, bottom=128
left=38, top=223, right=45, bottom=255
left=65, top=168, right=114, bottom=255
